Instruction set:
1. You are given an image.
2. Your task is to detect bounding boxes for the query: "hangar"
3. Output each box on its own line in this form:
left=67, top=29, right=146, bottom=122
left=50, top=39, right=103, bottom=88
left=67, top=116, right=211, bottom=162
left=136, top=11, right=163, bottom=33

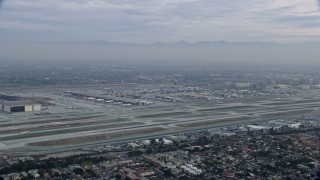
left=0, top=101, right=41, bottom=113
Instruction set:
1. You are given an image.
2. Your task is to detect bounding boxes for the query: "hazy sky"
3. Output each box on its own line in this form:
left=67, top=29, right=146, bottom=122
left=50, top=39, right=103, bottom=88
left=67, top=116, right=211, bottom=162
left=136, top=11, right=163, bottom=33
left=0, top=0, right=319, bottom=64
left=0, top=0, right=320, bottom=43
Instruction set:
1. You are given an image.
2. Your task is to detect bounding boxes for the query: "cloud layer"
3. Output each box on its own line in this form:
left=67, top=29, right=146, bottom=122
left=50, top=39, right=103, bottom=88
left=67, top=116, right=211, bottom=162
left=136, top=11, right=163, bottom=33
left=0, top=0, right=319, bottom=43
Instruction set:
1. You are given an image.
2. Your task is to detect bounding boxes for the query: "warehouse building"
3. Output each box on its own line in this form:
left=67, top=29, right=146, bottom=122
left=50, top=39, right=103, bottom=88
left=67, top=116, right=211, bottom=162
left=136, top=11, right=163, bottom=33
left=0, top=101, right=41, bottom=113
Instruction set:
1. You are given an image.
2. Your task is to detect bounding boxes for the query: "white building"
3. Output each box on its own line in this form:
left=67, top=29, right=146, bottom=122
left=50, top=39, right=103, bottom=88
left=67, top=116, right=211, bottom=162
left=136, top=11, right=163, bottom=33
left=181, top=164, right=203, bottom=176
left=143, top=138, right=173, bottom=145
left=0, top=101, right=41, bottom=113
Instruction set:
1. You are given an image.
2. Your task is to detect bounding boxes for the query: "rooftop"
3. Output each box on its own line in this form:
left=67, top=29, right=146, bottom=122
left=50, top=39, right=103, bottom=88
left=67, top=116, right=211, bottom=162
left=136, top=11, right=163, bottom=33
left=0, top=100, right=40, bottom=106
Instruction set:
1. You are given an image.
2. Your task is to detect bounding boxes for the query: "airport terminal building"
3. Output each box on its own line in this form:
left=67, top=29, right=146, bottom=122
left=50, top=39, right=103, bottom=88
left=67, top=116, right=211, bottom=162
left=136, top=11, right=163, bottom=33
left=0, top=101, right=41, bottom=113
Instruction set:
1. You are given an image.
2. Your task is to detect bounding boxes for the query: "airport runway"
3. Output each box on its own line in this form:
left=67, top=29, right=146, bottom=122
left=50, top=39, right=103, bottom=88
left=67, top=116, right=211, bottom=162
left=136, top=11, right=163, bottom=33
left=0, top=92, right=320, bottom=155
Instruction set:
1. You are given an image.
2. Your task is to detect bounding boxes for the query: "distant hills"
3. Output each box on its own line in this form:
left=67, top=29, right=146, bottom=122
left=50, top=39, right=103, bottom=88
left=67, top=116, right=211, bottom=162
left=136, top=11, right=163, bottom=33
left=1, top=40, right=319, bottom=64
left=65, top=40, right=320, bottom=48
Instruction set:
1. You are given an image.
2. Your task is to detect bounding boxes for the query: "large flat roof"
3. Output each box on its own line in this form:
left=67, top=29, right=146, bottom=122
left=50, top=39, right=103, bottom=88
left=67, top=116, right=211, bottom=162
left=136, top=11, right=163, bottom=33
left=0, top=100, right=40, bottom=106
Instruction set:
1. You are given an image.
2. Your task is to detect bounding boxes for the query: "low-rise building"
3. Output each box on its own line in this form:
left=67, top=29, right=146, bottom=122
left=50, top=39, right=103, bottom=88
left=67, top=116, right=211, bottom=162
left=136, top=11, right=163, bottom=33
left=181, top=164, right=203, bottom=176
left=0, top=101, right=41, bottom=113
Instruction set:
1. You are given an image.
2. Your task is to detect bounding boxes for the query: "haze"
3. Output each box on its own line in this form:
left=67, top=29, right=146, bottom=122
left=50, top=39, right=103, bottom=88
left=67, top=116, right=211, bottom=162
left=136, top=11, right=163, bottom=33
left=0, top=0, right=319, bottom=65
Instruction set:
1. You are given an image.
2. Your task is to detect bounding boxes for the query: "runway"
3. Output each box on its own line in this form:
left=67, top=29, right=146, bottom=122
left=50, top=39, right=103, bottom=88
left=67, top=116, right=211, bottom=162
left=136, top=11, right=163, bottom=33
left=0, top=93, right=319, bottom=155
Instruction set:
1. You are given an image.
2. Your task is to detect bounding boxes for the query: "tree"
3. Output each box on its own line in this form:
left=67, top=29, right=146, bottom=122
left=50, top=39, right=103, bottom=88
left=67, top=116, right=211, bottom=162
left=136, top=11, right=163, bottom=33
left=159, top=138, right=165, bottom=145
left=146, top=149, right=153, bottom=154
left=193, top=147, right=201, bottom=152
left=163, top=169, right=172, bottom=177
left=150, top=138, right=157, bottom=146
left=315, top=169, right=320, bottom=180
left=197, top=136, right=209, bottom=145
left=53, top=172, right=60, bottom=177
left=128, top=150, right=143, bottom=157
left=115, top=174, right=122, bottom=180
left=73, top=168, right=84, bottom=175
left=86, top=169, right=96, bottom=177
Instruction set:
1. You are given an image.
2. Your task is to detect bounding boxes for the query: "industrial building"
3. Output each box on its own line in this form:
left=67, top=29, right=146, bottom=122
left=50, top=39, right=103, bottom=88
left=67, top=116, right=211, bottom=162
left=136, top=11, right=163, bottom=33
left=0, top=101, right=41, bottom=113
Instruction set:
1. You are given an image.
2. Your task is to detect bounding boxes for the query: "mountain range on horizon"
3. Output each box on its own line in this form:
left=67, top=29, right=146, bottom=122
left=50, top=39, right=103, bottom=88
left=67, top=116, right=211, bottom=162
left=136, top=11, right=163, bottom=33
left=1, top=40, right=319, bottom=65
left=27, top=40, right=320, bottom=48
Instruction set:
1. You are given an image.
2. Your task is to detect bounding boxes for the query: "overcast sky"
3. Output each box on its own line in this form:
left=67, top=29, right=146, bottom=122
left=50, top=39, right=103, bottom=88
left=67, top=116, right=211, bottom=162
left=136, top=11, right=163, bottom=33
left=0, top=0, right=320, bottom=43
left=0, top=0, right=320, bottom=64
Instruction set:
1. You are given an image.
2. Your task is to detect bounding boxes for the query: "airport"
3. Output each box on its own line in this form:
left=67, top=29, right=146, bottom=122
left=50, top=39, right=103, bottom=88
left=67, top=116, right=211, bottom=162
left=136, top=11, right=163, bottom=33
left=1, top=0, right=320, bottom=178
left=0, top=84, right=320, bottom=156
